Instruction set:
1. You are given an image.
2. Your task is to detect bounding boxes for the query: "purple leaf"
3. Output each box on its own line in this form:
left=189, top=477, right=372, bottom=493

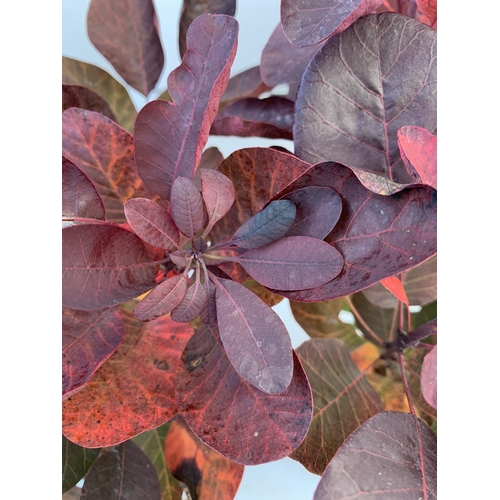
left=293, top=13, right=437, bottom=186
left=199, top=278, right=217, bottom=324
left=62, top=224, right=156, bottom=310
left=171, top=279, right=208, bottom=323
left=314, top=411, right=437, bottom=499
left=238, top=236, right=344, bottom=291
left=220, top=66, right=271, bottom=110
left=134, top=14, right=238, bottom=200
left=231, top=200, right=296, bottom=249
left=192, top=147, right=224, bottom=190
left=213, top=278, right=293, bottom=394
left=169, top=251, right=192, bottom=268
left=62, top=84, right=116, bottom=122
left=200, top=169, right=235, bottom=234
left=170, top=177, right=206, bottom=238
left=421, top=345, right=437, bottom=409
left=124, top=198, right=180, bottom=251
left=210, top=97, right=294, bottom=140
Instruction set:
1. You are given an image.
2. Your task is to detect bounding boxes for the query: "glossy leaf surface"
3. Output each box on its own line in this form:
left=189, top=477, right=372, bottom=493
left=134, top=15, right=238, bottom=200
left=213, top=278, right=293, bottom=394
left=81, top=440, right=161, bottom=499
left=62, top=224, right=156, bottom=310
left=294, top=14, right=437, bottom=187
left=421, top=345, right=437, bottom=409
left=170, top=177, right=205, bottom=238
left=87, top=0, right=164, bottom=96
left=290, top=338, right=383, bottom=474
left=175, top=323, right=313, bottom=465
left=165, top=417, right=244, bottom=500
left=220, top=66, right=271, bottom=110
left=62, top=84, right=116, bottom=121
left=200, top=169, right=235, bottom=232
left=314, top=411, right=437, bottom=499
left=63, top=306, right=124, bottom=398
left=63, top=310, right=193, bottom=447
left=62, top=108, right=146, bottom=222
left=62, top=436, right=101, bottom=493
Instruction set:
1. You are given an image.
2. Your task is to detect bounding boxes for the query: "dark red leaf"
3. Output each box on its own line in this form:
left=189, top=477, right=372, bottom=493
left=62, top=224, right=156, bottom=310
left=87, top=0, right=164, bottom=96
left=314, top=411, right=437, bottom=499
left=421, top=345, right=437, bottom=409
left=63, top=306, right=125, bottom=398
left=230, top=200, right=296, bottom=249
left=260, top=23, right=324, bottom=86
left=164, top=417, right=244, bottom=500
left=279, top=186, right=342, bottom=239
left=134, top=275, right=188, bottom=322
left=398, top=126, right=437, bottom=189
left=63, top=436, right=101, bottom=493
left=134, top=14, right=238, bottom=200
left=63, top=309, right=193, bottom=447
left=210, top=97, right=294, bottom=140
left=267, top=161, right=437, bottom=301
left=169, top=251, right=192, bottom=268
left=213, top=278, right=293, bottom=394
left=199, top=278, right=217, bottom=324
left=220, top=66, right=271, bottom=110
left=290, top=338, right=383, bottom=474
left=170, top=177, right=205, bottom=238
left=192, top=147, right=224, bottom=190
left=238, top=236, right=344, bottom=291
left=293, top=13, right=437, bottom=188
left=380, top=275, right=409, bottom=305
left=200, top=169, right=235, bottom=234
left=62, top=108, right=146, bottom=222
left=124, top=198, right=180, bottom=251
left=171, top=279, right=208, bottom=323
left=62, top=157, right=106, bottom=223
left=281, top=0, right=383, bottom=47
left=62, top=84, right=116, bottom=122
left=175, top=322, right=313, bottom=464
left=81, top=440, right=161, bottom=499
left=178, top=0, right=236, bottom=58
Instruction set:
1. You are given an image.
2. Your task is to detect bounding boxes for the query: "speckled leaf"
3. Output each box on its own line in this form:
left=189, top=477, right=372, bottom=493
left=63, top=84, right=116, bottom=121
left=421, top=345, right=437, bottom=409
left=63, top=436, right=101, bottom=493
left=171, top=177, right=205, bottom=238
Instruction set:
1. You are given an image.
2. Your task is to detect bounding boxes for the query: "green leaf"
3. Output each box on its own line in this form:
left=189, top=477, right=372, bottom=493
left=62, top=435, right=100, bottom=493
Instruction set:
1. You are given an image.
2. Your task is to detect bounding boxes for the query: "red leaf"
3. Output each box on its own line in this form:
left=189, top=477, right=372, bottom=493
left=62, top=224, right=156, bottom=310
left=62, top=84, right=116, bottom=122
left=134, top=275, right=188, bottom=322
left=134, top=14, right=238, bottom=200
left=200, top=169, right=235, bottom=234
left=62, top=108, right=146, bottom=222
left=238, top=236, right=344, bottom=291
left=398, top=126, right=437, bottom=189
left=416, top=0, right=437, bottom=22
left=63, top=310, right=193, bottom=447
left=170, top=279, right=208, bottom=323
left=87, top=0, right=164, bottom=96
left=421, top=345, right=437, bottom=409
left=63, top=306, right=125, bottom=398
left=220, top=66, right=271, bottom=110
left=380, top=275, right=409, bottom=306
left=213, top=278, right=293, bottom=394
left=175, top=323, right=313, bottom=464
left=62, top=157, right=106, bottom=223
left=281, top=0, right=383, bottom=47
left=314, top=411, right=437, bottom=499
left=294, top=13, right=437, bottom=188
left=210, top=96, right=294, bottom=140
left=170, top=177, right=205, bottom=238
left=124, top=198, right=180, bottom=251
left=191, top=147, right=224, bottom=190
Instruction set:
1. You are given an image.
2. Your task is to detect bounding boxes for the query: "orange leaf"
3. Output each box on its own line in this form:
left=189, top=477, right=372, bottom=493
left=380, top=276, right=409, bottom=306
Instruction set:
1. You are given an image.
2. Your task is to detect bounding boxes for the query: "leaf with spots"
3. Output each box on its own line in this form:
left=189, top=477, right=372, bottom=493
left=290, top=338, right=383, bottom=475
left=164, top=416, right=244, bottom=500
left=170, top=177, right=206, bottom=238
left=175, top=322, right=313, bottom=465
left=313, top=411, right=437, bottom=499
left=62, top=84, right=116, bottom=122
left=62, top=309, right=193, bottom=448
left=62, top=435, right=101, bottom=493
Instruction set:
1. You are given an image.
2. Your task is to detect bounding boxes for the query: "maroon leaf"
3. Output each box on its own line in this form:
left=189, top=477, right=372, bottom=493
left=220, top=66, right=271, bottom=110
left=238, top=236, right=344, bottom=291
left=192, top=147, right=224, bottom=190
left=175, top=322, right=313, bottom=464
left=267, top=161, right=437, bottom=301
left=281, top=0, right=383, bottom=48
left=81, top=440, right=161, bottom=499
left=169, top=251, right=192, bottom=268
left=231, top=200, right=296, bottom=249
left=213, top=278, right=293, bottom=394
left=124, top=198, right=180, bottom=251
left=134, top=14, right=238, bottom=200
left=171, top=279, right=208, bottom=323
left=62, top=224, right=156, bottom=310
left=170, top=177, right=205, bottom=238
left=63, top=306, right=125, bottom=398
left=178, top=0, right=236, bottom=58
left=199, top=278, right=217, bottom=324
left=62, top=84, right=116, bottom=122
left=260, top=23, right=324, bottom=86
left=134, top=275, right=188, bottom=322
left=398, top=126, right=437, bottom=189
left=62, top=157, right=106, bottom=223
left=293, top=13, right=437, bottom=187
left=210, top=97, right=294, bottom=140
left=87, top=0, right=165, bottom=96
left=421, top=345, right=437, bottom=409
left=62, top=108, right=146, bottom=222
left=279, top=186, right=342, bottom=239
left=314, top=411, right=437, bottom=499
